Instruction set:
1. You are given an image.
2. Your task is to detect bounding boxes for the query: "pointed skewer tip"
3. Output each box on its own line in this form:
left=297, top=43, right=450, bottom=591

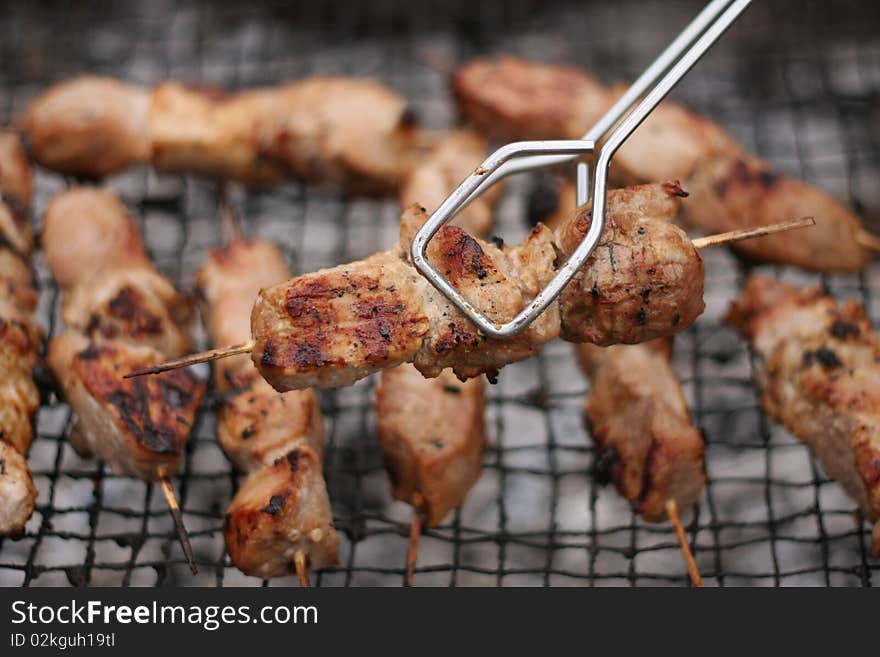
left=294, top=550, right=310, bottom=588
left=691, top=216, right=815, bottom=250
left=124, top=340, right=255, bottom=378
left=158, top=467, right=198, bottom=575
left=666, top=499, right=702, bottom=588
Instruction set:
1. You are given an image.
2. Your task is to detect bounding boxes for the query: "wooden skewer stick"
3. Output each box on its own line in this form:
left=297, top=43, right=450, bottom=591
left=857, top=229, right=880, bottom=253
left=123, top=340, right=255, bottom=378
left=157, top=466, right=198, bottom=575
left=691, top=216, right=814, bottom=250
left=406, top=493, right=426, bottom=587
left=294, top=550, right=310, bottom=588
left=124, top=217, right=818, bottom=378
left=666, top=499, right=702, bottom=588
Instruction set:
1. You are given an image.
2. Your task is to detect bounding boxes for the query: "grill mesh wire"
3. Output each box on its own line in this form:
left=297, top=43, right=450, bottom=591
left=1, top=0, right=879, bottom=586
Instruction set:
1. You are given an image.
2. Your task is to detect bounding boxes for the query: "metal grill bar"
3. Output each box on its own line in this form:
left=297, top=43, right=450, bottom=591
left=0, top=0, right=878, bottom=587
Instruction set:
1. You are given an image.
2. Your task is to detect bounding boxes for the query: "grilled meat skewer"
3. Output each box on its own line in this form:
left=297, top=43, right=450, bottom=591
left=42, top=187, right=203, bottom=571
left=453, top=55, right=874, bottom=272
left=376, top=367, right=485, bottom=584
left=129, top=185, right=813, bottom=392
left=377, top=139, right=496, bottom=584
left=579, top=340, right=705, bottom=523
left=727, top=277, right=880, bottom=557
left=22, top=75, right=431, bottom=193
left=196, top=235, right=338, bottom=582
left=253, top=182, right=703, bottom=391
left=0, top=131, right=39, bottom=535
left=532, top=179, right=704, bottom=583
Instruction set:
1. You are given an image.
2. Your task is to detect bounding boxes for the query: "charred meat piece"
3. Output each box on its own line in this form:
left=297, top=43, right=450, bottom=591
left=0, top=131, right=39, bottom=535
left=251, top=182, right=701, bottom=392
left=196, top=237, right=325, bottom=472
left=252, top=77, right=431, bottom=195
left=223, top=447, right=338, bottom=579
left=454, top=55, right=872, bottom=272
left=0, top=440, right=37, bottom=535
left=376, top=365, right=486, bottom=527
left=197, top=237, right=336, bottom=577
left=453, top=56, right=735, bottom=185
left=63, top=266, right=190, bottom=358
left=23, top=75, right=431, bottom=193
left=47, top=333, right=203, bottom=481
left=43, top=188, right=203, bottom=481
left=579, top=340, right=705, bottom=521
left=726, top=277, right=880, bottom=556
left=0, top=132, right=35, bottom=255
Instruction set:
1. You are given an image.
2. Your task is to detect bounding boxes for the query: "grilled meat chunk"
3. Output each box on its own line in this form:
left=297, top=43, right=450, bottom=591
left=47, top=332, right=203, bottom=480
left=399, top=130, right=502, bottom=236
left=198, top=237, right=335, bottom=578
left=376, top=366, right=485, bottom=526
left=554, top=181, right=702, bottom=345
left=453, top=56, right=734, bottom=185
left=23, top=75, right=429, bottom=193
left=0, top=248, right=38, bottom=314
left=579, top=340, right=705, bottom=521
left=0, top=346, right=41, bottom=456
left=218, top=372, right=324, bottom=474
left=149, top=82, right=285, bottom=186
left=43, top=187, right=203, bottom=481
left=63, top=265, right=190, bottom=358
left=0, top=131, right=39, bottom=535
left=223, top=447, right=339, bottom=579
left=686, top=154, right=870, bottom=272
left=251, top=182, right=700, bottom=391
left=454, top=55, right=872, bottom=272
left=42, top=187, right=148, bottom=291
left=252, top=77, right=430, bottom=194
left=20, top=76, right=151, bottom=178
left=726, top=277, right=880, bottom=556
left=0, top=132, right=34, bottom=255
left=452, top=56, right=610, bottom=143
left=196, top=238, right=325, bottom=472
left=0, top=441, right=37, bottom=535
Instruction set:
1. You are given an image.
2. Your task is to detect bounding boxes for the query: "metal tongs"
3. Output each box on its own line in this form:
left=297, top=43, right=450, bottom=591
left=410, top=0, right=753, bottom=340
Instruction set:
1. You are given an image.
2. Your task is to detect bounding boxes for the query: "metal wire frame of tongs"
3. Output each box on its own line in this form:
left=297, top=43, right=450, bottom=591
left=410, top=0, right=754, bottom=340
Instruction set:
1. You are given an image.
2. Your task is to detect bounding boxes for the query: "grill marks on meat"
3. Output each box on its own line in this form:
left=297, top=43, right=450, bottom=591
left=52, top=336, right=203, bottom=479
left=44, top=188, right=204, bottom=481
left=579, top=340, right=705, bottom=522
left=196, top=237, right=337, bottom=577
left=376, top=366, right=486, bottom=527
left=251, top=183, right=701, bottom=392
left=0, top=441, right=36, bottom=535
left=23, top=75, right=431, bottom=193
left=454, top=55, right=871, bottom=272
left=255, top=251, right=431, bottom=389
left=373, top=151, right=495, bottom=530
left=0, top=131, right=38, bottom=535
left=223, top=447, right=338, bottom=578
left=726, top=277, right=880, bottom=556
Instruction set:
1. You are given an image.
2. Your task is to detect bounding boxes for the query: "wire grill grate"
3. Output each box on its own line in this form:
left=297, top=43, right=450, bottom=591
left=1, top=0, right=879, bottom=587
